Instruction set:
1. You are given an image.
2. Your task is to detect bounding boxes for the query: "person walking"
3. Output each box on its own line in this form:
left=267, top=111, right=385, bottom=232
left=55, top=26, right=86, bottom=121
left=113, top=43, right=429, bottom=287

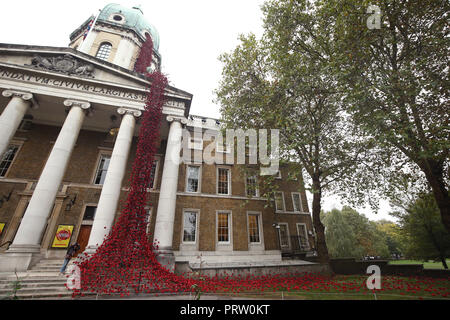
left=59, top=242, right=80, bottom=275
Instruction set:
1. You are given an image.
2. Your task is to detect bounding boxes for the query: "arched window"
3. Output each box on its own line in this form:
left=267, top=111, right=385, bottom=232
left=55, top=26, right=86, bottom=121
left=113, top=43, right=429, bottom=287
left=96, top=42, right=112, bottom=61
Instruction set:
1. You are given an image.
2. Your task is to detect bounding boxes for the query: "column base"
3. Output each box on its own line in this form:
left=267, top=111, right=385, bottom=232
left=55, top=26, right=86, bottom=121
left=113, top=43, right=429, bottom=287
left=82, top=245, right=98, bottom=256
left=72, top=245, right=98, bottom=264
left=73, top=247, right=176, bottom=273
left=155, top=249, right=175, bottom=273
left=0, top=244, right=43, bottom=272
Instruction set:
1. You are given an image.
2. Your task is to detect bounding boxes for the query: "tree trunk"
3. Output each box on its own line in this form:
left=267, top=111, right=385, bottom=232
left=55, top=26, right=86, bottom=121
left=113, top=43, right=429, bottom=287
left=311, top=175, right=330, bottom=264
left=418, top=159, right=450, bottom=233
left=425, top=224, right=448, bottom=270
left=440, top=255, right=448, bottom=270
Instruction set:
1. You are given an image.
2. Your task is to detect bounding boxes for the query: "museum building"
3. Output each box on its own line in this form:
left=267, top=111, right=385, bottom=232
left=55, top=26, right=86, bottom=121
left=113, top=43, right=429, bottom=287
left=0, top=4, right=315, bottom=272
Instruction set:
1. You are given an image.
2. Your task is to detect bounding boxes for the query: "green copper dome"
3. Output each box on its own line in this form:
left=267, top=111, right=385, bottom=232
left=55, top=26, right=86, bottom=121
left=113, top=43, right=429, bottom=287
left=98, top=3, right=160, bottom=52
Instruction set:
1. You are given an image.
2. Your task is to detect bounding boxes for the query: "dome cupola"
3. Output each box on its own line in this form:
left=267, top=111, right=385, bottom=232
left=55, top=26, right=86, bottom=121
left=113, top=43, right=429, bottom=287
left=69, top=3, right=161, bottom=72
left=97, top=4, right=160, bottom=53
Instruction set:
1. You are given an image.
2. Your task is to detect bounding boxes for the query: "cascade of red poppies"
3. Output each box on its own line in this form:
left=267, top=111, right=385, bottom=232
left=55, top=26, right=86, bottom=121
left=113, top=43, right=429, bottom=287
left=72, top=35, right=194, bottom=297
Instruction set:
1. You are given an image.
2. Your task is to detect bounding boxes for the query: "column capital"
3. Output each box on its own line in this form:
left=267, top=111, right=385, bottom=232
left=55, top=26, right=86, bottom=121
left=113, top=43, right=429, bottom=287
left=167, top=115, right=188, bottom=125
left=117, top=107, right=142, bottom=118
left=63, top=99, right=91, bottom=110
left=2, top=90, right=39, bottom=110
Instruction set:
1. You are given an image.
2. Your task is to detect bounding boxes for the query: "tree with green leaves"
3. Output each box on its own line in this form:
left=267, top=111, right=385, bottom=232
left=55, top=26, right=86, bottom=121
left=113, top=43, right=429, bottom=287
left=322, top=0, right=450, bottom=231
left=392, top=194, right=450, bottom=269
left=216, top=0, right=374, bottom=263
left=322, top=209, right=365, bottom=259
left=322, top=207, right=390, bottom=259
left=375, top=219, right=404, bottom=257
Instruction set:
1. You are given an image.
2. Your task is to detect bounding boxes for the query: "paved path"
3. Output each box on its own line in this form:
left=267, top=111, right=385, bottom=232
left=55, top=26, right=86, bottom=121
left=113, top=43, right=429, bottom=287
left=78, top=293, right=263, bottom=300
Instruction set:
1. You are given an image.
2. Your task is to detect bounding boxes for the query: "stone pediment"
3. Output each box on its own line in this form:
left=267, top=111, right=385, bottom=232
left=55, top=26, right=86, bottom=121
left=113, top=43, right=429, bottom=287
left=0, top=44, right=193, bottom=109
left=27, top=54, right=95, bottom=78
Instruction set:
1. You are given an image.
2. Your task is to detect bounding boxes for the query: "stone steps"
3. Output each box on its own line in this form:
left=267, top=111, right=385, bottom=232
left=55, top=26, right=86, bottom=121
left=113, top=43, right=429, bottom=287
left=0, top=275, right=65, bottom=282
left=29, top=259, right=79, bottom=273
left=31, top=259, right=66, bottom=270
left=0, top=258, right=82, bottom=300
left=33, top=262, right=64, bottom=267
left=0, top=285, right=70, bottom=295
left=0, top=283, right=74, bottom=300
left=0, top=281, right=67, bottom=289
left=31, top=266, right=62, bottom=271
left=4, top=272, right=64, bottom=278
left=2, top=290, right=75, bottom=300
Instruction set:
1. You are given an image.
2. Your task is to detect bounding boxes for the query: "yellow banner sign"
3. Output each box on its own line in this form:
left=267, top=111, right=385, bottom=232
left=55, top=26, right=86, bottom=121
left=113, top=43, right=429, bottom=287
left=51, top=225, right=74, bottom=248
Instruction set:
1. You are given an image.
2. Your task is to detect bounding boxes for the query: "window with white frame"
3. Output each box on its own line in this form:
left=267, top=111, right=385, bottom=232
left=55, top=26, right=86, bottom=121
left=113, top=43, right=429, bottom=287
left=137, top=160, right=158, bottom=190
left=217, top=212, right=230, bottom=243
left=148, top=160, right=158, bottom=189
left=188, top=137, right=203, bottom=150
left=96, top=42, right=112, bottom=61
left=297, top=223, right=310, bottom=250
left=274, top=192, right=285, bottom=212
left=216, top=140, right=230, bottom=153
left=217, top=167, right=231, bottom=195
left=93, top=154, right=111, bottom=185
left=182, top=210, right=198, bottom=243
left=186, top=165, right=201, bottom=193
left=246, top=172, right=259, bottom=198
left=247, top=213, right=261, bottom=243
left=278, top=223, right=290, bottom=249
left=0, top=144, right=20, bottom=177
left=292, top=192, right=303, bottom=212
left=145, top=207, right=152, bottom=234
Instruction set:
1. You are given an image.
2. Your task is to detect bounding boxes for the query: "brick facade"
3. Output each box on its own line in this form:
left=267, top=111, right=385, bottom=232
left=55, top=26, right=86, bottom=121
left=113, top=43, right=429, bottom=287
left=0, top=122, right=315, bottom=260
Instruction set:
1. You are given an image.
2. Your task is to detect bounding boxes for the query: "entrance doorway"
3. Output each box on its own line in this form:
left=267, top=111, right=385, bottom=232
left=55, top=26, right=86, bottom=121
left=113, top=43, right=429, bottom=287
left=75, top=205, right=97, bottom=257
left=75, top=225, right=92, bottom=257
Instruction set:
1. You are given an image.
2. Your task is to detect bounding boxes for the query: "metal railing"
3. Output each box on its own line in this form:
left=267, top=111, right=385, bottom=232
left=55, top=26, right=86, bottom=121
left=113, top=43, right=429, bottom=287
left=281, top=235, right=310, bottom=257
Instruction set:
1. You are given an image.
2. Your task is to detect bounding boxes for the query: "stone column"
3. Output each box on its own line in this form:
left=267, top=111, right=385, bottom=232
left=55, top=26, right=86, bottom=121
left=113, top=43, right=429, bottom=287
left=0, top=90, right=38, bottom=159
left=85, top=108, right=141, bottom=254
left=0, top=100, right=90, bottom=272
left=153, top=116, right=187, bottom=271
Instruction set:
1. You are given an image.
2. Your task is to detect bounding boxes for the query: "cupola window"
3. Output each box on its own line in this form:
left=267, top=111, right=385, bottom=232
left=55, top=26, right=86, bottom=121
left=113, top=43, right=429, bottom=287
left=108, top=13, right=125, bottom=24
left=96, top=42, right=112, bottom=61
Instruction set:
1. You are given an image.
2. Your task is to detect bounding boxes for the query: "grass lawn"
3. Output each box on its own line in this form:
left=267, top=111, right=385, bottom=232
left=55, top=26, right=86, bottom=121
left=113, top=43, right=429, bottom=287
left=388, top=259, right=450, bottom=270
left=212, top=274, right=450, bottom=300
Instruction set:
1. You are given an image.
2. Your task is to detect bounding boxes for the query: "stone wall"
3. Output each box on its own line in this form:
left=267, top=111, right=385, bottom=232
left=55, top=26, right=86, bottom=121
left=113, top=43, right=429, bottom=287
left=181, top=261, right=332, bottom=278
left=330, top=258, right=450, bottom=279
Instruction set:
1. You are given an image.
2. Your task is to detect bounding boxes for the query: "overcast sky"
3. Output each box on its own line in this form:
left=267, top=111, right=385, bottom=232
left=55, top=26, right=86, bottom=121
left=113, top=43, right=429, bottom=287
left=0, top=0, right=395, bottom=222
